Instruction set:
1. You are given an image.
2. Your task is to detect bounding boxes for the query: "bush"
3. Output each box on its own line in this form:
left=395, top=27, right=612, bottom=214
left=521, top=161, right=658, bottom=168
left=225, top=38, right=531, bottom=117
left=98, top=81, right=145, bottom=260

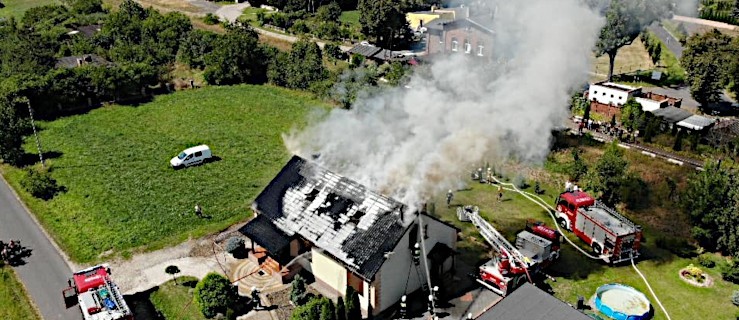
left=21, top=167, right=60, bottom=200
left=225, top=237, right=245, bottom=254
left=732, top=290, right=739, bottom=306
left=655, top=236, right=696, bottom=258
left=698, top=254, right=716, bottom=268
left=290, top=275, right=307, bottom=305
left=204, top=13, right=220, bottom=25
left=345, top=286, right=361, bottom=320
left=291, top=296, right=329, bottom=320
left=194, top=273, right=237, bottom=318
left=721, top=259, right=739, bottom=284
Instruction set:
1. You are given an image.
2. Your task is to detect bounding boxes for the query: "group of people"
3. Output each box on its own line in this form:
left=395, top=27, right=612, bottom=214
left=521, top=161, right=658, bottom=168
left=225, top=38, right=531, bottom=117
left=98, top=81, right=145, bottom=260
left=0, top=239, right=22, bottom=262
left=577, top=118, right=639, bottom=144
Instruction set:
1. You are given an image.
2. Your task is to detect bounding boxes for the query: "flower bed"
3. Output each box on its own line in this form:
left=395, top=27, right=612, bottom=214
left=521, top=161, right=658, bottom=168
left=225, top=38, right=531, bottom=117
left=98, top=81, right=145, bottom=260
left=679, top=264, right=713, bottom=287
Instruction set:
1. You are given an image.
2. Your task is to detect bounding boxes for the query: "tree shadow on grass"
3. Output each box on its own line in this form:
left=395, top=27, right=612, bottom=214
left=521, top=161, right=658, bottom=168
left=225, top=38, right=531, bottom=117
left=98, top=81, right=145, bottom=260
left=18, top=151, right=63, bottom=167
left=125, top=287, right=165, bottom=320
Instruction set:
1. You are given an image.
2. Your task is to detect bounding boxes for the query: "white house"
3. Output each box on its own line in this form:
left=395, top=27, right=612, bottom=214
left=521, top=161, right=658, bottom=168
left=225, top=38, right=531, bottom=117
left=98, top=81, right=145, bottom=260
left=241, top=156, right=458, bottom=316
left=588, top=81, right=642, bottom=106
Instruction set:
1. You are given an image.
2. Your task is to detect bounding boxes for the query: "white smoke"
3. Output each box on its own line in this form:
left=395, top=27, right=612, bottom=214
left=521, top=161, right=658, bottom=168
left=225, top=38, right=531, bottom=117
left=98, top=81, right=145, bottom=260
left=285, top=0, right=605, bottom=207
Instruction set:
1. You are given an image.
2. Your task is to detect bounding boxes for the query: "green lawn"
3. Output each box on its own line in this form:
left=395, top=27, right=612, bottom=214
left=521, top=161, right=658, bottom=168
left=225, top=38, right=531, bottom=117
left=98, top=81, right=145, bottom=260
left=426, top=140, right=739, bottom=320
left=150, top=276, right=205, bottom=320
left=0, top=0, right=59, bottom=18
left=0, top=266, right=42, bottom=320
left=1, top=85, right=328, bottom=263
left=339, top=10, right=360, bottom=28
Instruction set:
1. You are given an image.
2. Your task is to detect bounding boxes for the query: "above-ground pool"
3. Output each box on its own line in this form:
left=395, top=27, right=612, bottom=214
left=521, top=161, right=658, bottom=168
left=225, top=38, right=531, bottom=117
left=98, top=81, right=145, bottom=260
left=594, top=284, right=652, bottom=320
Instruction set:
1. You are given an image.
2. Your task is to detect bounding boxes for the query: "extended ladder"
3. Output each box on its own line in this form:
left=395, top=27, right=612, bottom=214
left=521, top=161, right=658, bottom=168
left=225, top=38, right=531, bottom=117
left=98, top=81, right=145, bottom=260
left=466, top=210, right=533, bottom=280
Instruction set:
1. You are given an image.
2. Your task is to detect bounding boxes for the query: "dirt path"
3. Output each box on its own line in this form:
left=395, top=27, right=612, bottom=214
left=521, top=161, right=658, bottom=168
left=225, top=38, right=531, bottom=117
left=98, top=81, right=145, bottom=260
left=673, top=15, right=738, bottom=31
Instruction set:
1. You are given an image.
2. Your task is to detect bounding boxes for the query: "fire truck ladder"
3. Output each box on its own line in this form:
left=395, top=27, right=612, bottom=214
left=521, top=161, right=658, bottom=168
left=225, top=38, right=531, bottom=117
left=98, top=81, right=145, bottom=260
left=103, top=277, right=127, bottom=314
left=593, top=201, right=640, bottom=229
left=467, top=210, right=533, bottom=284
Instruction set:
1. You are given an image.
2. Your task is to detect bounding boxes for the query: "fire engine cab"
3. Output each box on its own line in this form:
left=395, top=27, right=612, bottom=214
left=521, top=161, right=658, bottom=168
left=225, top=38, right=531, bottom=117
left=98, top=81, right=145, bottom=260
left=555, top=191, right=642, bottom=264
left=63, top=264, right=133, bottom=320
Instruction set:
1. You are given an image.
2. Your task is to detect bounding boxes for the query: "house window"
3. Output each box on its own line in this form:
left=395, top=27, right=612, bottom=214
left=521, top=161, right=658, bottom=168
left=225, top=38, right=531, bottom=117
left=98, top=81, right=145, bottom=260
left=594, top=91, right=598, bottom=94
left=611, top=94, right=614, bottom=98
left=451, top=38, right=458, bottom=52
left=464, top=39, right=471, bottom=54
left=477, top=42, right=484, bottom=56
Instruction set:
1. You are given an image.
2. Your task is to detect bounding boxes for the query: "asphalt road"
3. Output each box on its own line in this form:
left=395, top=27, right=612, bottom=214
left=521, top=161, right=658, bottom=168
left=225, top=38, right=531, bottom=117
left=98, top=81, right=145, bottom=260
left=0, top=177, right=80, bottom=320
left=647, top=22, right=683, bottom=59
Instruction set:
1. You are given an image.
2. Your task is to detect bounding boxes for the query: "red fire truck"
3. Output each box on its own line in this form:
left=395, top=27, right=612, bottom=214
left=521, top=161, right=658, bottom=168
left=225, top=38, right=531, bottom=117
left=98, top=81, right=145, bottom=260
left=554, top=191, right=642, bottom=264
left=459, top=206, right=561, bottom=296
left=63, top=264, right=133, bottom=320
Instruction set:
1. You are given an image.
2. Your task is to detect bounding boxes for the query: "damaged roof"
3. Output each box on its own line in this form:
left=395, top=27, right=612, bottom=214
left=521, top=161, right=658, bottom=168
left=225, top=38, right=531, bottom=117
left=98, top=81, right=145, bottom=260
left=251, top=156, right=412, bottom=281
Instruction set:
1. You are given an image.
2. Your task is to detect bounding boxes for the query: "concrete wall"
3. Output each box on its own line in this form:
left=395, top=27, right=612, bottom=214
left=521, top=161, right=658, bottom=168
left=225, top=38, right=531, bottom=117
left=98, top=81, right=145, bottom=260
left=635, top=97, right=665, bottom=112
left=373, top=215, right=458, bottom=315
left=589, top=83, right=639, bottom=106
left=311, top=248, right=347, bottom=295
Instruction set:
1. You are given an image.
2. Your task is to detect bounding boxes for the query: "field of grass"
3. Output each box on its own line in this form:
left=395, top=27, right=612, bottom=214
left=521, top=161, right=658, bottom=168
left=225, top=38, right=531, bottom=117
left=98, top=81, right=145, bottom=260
left=339, top=10, right=360, bottom=26
left=426, top=137, right=739, bottom=320
left=0, top=266, right=41, bottom=320
left=0, top=0, right=59, bottom=18
left=150, top=276, right=205, bottom=320
left=592, top=36, right=655, bottom=81
left=1, top=85, right=328, bottom=263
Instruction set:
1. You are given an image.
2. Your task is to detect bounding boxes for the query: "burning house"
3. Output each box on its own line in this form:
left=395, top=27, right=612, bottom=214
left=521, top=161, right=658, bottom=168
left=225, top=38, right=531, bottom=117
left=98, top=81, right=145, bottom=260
left=240, top=156, right=458, bottom=316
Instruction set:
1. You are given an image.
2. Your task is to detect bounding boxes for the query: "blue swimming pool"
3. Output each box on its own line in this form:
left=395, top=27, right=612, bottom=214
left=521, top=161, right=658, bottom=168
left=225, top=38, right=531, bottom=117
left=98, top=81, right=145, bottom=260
left=594, top=284, right=651, bottom=320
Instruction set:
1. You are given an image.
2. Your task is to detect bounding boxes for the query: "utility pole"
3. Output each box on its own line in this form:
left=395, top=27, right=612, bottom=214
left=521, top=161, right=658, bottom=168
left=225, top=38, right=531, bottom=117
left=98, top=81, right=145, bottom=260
left=24, top=98, right=45, bottom=168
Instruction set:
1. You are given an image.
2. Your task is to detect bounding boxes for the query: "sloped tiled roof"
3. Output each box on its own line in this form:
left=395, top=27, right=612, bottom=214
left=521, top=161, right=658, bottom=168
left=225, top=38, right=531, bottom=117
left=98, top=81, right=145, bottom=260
left=650, top=106, right=692, bottom=123
left=55, top=54, right=111, bottom=69
left=239, top=215, right=291, bottom=254
left=252, top=156, right=412, bottom=281
left=477, top=283, right=591, bottom=320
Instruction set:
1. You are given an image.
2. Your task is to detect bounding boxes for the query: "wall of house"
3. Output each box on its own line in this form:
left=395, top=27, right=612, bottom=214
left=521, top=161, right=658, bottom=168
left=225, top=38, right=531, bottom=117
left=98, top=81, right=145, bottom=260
left=426, top=23, right=492, bottom=58
left=590, top=100, right=621, bottom=121
left=311, top=248, right=347, bottom=296
left=588, top=83, right=638, bottom=106
left=407, top=13, right=441, bottom=30
left=373, top=215, right=458, bottom=315
left=635, top=97, right=666, bottom=112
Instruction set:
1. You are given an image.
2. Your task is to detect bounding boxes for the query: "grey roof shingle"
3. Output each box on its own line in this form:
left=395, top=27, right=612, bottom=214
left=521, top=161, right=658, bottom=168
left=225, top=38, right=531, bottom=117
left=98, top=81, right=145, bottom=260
left=239, top=215, right=291, bottom=254
left=649, top=106, right=692, bottom=123
left=477, top=283, right=591, bottom=320
left=55, top=54, right=111, bottom=69
left=252, top=156, right=412, bottom=281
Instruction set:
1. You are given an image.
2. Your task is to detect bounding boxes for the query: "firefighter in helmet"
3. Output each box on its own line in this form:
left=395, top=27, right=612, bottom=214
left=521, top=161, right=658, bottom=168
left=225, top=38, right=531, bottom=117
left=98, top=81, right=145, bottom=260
left=412, top=243, right=421, bottom=265
left=399, top=295, right=407, bottom=318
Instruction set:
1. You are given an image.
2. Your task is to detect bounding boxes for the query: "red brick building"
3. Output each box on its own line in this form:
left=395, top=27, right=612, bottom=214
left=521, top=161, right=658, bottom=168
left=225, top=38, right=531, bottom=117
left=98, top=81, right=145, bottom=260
left=424, top=6, right=494, bottom=61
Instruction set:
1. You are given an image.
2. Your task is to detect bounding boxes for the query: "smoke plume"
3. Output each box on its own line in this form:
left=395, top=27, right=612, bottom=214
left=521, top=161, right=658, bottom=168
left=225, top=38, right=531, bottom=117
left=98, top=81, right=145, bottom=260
left=285, top=0, right=605, bottom=207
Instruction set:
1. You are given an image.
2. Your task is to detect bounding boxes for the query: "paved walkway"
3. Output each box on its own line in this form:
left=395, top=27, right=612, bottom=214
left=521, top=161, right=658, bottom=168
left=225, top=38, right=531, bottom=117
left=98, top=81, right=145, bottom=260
left=673, top=15, right=738, bottom=31
left=647, top=22, right=683, bottom=59
left=0, top=175, right=80, bottom=320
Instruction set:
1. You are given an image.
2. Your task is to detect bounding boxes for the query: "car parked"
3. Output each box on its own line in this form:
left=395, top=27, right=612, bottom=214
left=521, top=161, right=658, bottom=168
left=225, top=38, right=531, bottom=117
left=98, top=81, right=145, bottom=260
left=170, top=145, right=212, bottom=169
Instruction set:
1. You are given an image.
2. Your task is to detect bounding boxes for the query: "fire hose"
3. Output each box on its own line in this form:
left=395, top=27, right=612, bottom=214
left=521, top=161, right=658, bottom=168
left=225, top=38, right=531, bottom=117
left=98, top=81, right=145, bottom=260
left=489, top=176, right=671, bottom=320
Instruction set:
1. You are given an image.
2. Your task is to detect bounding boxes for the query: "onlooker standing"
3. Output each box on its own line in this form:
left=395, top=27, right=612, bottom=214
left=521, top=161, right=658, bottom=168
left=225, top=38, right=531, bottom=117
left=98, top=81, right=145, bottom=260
left=195, top=204, right=203, bottom=217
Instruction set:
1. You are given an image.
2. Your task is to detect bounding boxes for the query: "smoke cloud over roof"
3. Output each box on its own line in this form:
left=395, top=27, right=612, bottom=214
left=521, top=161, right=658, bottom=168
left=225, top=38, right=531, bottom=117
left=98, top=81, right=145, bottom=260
left=285, top=0, right=630, bottom=206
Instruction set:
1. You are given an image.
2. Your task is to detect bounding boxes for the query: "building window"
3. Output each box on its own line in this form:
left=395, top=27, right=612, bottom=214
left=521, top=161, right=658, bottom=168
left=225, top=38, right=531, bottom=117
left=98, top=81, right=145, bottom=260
left=451, top=38, right=458, bottom=52
left=594, top=91, right=597, bottom=94
left=464, top=39, right=471, bottom=54
left=611, top=94, right=614, bottom=98
left=477, top=42, right=484, bottom=56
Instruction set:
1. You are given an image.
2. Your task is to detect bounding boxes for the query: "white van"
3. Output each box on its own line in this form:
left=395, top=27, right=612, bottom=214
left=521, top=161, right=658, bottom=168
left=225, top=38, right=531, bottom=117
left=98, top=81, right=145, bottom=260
left=170, top=145, right=212, bottom=169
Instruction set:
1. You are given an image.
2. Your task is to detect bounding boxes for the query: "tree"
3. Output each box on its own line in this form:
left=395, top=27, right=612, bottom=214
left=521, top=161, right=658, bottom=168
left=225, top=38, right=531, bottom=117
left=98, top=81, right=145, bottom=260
left=165, top=265, right=181, bottom=284
left=21, top=167, right=61, bottom=200
left=587, top=141, right=628, bottom=205
left=316, top=2, right=342, bottom=22
left=358, top=0, right=411, bottom=48
left=345, top=286, right=361, bottom=320
left=568, top=148, right=588, bottom=181
left=320, top=297, right=336, bottom=320
left=71, top=0, right=104, bottom=14
left=673, top=128, right=684, bottom=151
left=383, top=62, right=408, bottom=86
left=681, top=161, right=734, bottom=253
left=620, top=97, right=643, bottom=132
left=650, top=41, right=661, bottom=65
left=290, top=275, right=307, bottom=305
left=194, top=273, right=237, bottom=318
left=0, top=98, right=29, bottom=165
left=582, top=100, right=591, bottom=121
left=178, top=30, right=219, bottom=69
left=291, top=296, right=329, bottom=320
left=335, top=296, right=346, bottom=320
left=595, top=0, right=669, bottom=81
left=268, top=38, right=326, bottom=89
left=681, top=29, right=734, bottom=107
left=204, top=25, right=269, bottom=85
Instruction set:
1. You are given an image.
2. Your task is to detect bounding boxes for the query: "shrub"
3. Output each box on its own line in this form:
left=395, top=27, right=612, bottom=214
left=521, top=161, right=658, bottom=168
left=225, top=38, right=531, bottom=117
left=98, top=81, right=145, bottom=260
left=21, top=167, right=60, bottom=200
left=194, top=273, right=237, bottom=318
left=732, top=290, right=739, bottom=306
left=335, top=296, right=346, bottom=320
left=204, top=13, right=220, bottom=25
left=721, top=259, right=739, bottom=284
left=291, top=296, right=327, bottom=320
left=345, top=286, right=361, bottom=320
left=290, top=275, right=307, bottom=305
left=698, top=254, right=716, bottom=268
left=225, top=237, right=245, bottom=254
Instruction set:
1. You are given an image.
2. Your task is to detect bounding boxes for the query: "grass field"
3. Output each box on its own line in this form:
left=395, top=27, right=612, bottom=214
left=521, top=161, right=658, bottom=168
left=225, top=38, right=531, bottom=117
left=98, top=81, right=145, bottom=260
left=150, top=276, right=205, bottom=320
left=1, top=85, right=328, bottom=263
left=592, top=36, right=655, bottom=81
left=0, top=266, right=42, bottom=320
left=339, top=10, right=360, bottom=28
left=0, top=0, right=59, bottom=18
left=426, top=137, right=739, bottom=320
